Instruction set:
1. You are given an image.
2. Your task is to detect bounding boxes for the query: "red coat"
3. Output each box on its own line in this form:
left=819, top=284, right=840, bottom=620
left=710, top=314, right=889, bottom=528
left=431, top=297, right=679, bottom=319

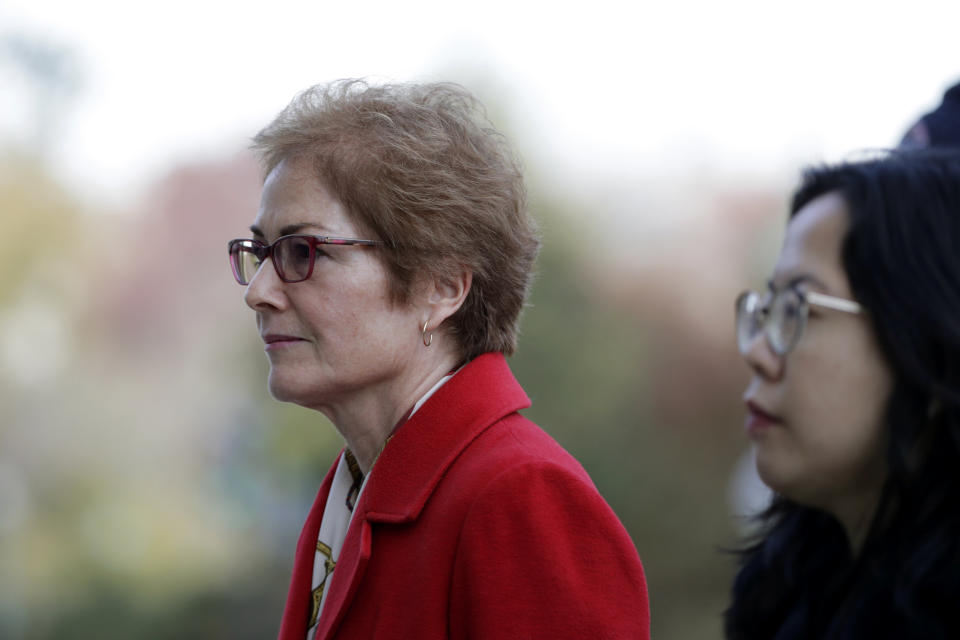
left=277, top=353, right=650, bottom=639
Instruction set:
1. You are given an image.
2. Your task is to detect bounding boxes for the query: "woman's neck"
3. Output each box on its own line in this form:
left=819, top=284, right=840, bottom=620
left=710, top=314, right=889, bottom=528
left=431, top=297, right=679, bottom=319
left=831, top=483, right=884, bottom=556
left=317, top=348, right=461, bottom=474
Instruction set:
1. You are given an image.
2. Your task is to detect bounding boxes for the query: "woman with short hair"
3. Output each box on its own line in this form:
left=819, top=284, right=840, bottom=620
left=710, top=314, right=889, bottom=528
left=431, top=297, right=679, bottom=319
left=229, top=79, right=649, bottom=640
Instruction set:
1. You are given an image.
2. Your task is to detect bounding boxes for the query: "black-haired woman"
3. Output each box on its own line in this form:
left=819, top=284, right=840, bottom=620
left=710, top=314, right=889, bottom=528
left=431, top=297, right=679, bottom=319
left=728, top=150, right=960, bottom=639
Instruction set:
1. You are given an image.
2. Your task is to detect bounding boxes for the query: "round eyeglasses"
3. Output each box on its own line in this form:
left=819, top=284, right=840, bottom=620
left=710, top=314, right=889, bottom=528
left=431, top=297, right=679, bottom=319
left=228, top=234, right=382, bottom=285
left=735, top=287, right=862, bottom=356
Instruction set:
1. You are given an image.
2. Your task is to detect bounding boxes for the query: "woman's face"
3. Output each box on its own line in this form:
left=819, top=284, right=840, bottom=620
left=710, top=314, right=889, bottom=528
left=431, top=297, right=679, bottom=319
left=742, top=192, right=893, bottom=516
left=244, top=157, right=426, bottom=412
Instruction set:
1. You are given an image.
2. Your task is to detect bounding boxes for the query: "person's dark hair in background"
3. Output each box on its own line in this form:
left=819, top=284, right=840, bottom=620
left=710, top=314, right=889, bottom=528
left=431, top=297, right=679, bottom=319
left=726, top=150, right=960, bottom=639
left=900, top=81, right=960, bottom=148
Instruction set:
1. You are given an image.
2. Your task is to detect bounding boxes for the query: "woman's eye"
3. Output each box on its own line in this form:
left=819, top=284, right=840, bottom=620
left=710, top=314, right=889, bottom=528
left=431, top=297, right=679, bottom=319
left=289, top=243, right=312, bottom=264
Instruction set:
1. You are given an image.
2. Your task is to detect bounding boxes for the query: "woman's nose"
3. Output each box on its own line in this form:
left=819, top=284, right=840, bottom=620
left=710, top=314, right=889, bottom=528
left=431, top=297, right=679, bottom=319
left=243, top=258, right=286, bottom=312
left=742, top=329, right=784, bottom=381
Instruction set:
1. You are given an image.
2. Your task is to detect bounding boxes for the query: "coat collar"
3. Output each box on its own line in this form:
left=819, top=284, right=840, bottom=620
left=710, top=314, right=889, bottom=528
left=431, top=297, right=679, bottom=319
left=359, top=351, right=530, bottom=523
left=310, top=352, right=530, bottom=640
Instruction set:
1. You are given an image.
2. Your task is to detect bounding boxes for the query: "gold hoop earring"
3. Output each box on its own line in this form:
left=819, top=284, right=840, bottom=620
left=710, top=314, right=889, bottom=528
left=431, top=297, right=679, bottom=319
left=421, top=321, right=433, bottom=347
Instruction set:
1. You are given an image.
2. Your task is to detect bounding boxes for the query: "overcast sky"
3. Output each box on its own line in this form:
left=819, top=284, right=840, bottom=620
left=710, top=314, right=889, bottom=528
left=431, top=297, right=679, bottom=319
left=2, top=0, right=959, bottom=205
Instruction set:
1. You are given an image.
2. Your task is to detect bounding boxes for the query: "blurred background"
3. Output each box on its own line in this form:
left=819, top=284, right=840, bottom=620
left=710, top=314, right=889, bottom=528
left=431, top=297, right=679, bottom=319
left=2, top=1, right=958, bottom=637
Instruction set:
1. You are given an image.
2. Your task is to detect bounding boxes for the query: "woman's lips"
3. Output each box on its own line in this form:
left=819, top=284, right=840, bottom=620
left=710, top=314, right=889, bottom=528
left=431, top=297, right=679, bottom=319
left=262, top=334, right=306, bottom=351
left=744, top=400, right=783, bottom=436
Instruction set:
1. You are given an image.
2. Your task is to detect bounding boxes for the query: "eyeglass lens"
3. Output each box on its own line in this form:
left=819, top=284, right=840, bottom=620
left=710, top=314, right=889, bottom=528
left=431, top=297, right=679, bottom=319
left=274, top=236, right=314, bottom=282
left=736, top=289, right=805, bottom=356
left=229, top=242, right=260, bottom=285
left=230, top=236, right=318, bottom=285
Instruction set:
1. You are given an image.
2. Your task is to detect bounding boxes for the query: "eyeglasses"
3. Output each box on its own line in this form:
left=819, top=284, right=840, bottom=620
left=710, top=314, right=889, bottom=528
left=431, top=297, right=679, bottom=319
left=735, top=287, right=862, bottom=356
left=228, top=234, right=382, bottom=285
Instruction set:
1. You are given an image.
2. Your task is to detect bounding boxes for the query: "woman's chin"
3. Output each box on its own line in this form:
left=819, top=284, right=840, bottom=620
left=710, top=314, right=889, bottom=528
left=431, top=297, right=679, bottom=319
left=268, top=371, right=317, bottom=405
left=755, top=462, right=819, bottom=509
left=754, top=455, right=790, bottom=498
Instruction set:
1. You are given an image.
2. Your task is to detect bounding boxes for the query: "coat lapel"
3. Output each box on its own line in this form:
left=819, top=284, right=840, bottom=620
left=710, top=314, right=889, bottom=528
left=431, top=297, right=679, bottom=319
left=277, top=455, right=339, bottom=640
left=312, top=515, right=373, bottom=640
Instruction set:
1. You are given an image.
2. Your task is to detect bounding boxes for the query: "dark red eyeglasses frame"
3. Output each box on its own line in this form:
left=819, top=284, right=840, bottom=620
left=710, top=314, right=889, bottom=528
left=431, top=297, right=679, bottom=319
left=228, top=234, right=382, bottom=284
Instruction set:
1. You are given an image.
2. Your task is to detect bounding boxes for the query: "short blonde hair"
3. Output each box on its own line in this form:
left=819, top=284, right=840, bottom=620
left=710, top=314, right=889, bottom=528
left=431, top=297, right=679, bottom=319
left=252, top=79, right=540, bottom=358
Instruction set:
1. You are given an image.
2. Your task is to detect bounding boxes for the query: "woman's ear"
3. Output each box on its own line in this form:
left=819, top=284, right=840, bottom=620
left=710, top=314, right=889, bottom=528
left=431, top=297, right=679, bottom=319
left=424, top=267, right=472, bottom=331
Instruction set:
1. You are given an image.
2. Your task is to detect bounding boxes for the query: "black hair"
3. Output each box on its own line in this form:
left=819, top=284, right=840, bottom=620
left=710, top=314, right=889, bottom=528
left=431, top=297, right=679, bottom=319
left=900, top=82, right=960, bottom=149
left=726, top=149, right=960, bottom=639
